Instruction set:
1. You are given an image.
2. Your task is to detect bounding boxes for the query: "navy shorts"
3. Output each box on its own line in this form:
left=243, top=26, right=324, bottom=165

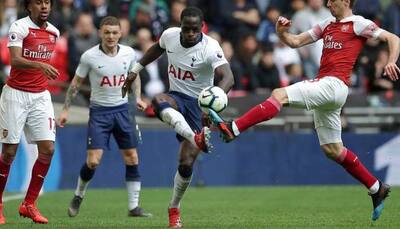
left=87, top=103, right=138, bottom=150
left=167, top=91, right=202, bottom=142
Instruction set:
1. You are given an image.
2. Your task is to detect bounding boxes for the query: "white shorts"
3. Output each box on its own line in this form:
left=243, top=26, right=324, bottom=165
left=285, top=77, right=348, bottom=145
left=0, top=85, right=56, bottom=144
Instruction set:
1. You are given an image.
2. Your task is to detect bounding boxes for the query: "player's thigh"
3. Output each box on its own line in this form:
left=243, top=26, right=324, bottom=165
left=0, top=85, right=29, bottom=144
left=120, top=148, right=138, bottom=165
left=178, top=140, right=200, bottom=166
left=314, top=108, right=343, bottom=145
left=285, top=77, right=348, bottom=110
left=87, top=113, right=113, bottom=150
left=113, top=110, right=138, bottom=149
left=24, top=91, right=55, bottom=143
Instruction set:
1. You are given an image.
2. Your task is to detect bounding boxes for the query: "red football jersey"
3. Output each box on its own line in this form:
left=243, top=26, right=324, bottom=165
left=309, top=15, right=382, bottom=86
left=7, top=16, right=59, bottom=92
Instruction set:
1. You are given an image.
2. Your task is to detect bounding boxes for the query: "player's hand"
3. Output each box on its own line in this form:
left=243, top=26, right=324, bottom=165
left=122, top=72, right=137, bottom=98
left=384, top=62, right=400, bottom=81
left=39, top=62, right=59, bottom=80
left=276, top=16, right=291, bottom=34
left=58, top=109, right=68, bottom=128
left=136, top=98, right=148, bottom=112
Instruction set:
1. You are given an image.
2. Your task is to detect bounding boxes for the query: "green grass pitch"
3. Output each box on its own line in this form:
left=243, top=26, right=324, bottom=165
left=2, top=186, right=399, bottom=228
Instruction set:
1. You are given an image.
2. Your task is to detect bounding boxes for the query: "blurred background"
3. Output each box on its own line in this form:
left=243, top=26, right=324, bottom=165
left=1, top=0, right=400, bottom=192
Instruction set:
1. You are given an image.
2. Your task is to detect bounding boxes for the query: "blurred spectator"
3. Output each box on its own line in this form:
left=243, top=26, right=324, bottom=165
left=83, top=0, right=118, bottom=28
left=134, top=28, right=165, bottom=98
left=273, top=41, right=301, bottom=86
left=285, top=63, right=304, bottom=85
left=208, top=30, right=222, bottom=44
left=290, top=0, right=331, bottom=78
left=129, top=0, right=169, bottom=38
left=256, top=6, right=280, bottom=45
left=0, top=0, right=17, bottom=37
left=235, top=32, right=259, bottom=91
left=220, top=0, right=260, bottom=43
left=119, top=17, right=135, bottom=47
left=49, top=31, right=70, bottom=98
left=169, top=0, right=186, bottom=27
left=290, top=0, right=306, bottom=16
left=50, top=0, right=81, bottom=33
left=269, top=0, right=291, bottom=16
left=353, top=0, right=381, bottom=21
left=366, top=48, right=395, bottom=94
left=219, top=40, right=244, bottom=92
left=255, top=0, right=271, bottom=13
left=254, top=45, right=280, bottom=93
left=382, top=0, right=400, bottom=36
left=67, top=12, right=99, bottom=77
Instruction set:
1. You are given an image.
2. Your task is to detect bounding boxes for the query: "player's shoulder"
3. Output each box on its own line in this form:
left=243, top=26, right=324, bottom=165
left=45, top=21, right=60, bottom=37
left=82, top=44, right=101, bottom=59
left=118, top=44, right=135, bottom=54
left=9, top=16, right=31, bottom=32
left=202, top=34, right=221, bottom=49
left=318, top=16, right=335, bottom=27
left=161, top=27, right=181, bottom=38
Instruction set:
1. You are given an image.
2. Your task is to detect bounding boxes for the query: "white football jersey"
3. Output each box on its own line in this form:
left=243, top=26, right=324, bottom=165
left=159, top=27, right=228, bottom=98
left=76, top=44, right=136, bottom=107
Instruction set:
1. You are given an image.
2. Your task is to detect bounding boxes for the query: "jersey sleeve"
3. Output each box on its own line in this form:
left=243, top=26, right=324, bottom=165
left=206, top=41, right=228, bottom=70
left=353, top=16, right=383, bottom=39
left=308, top=18, right=333, bottom=41
left=7, top=22, right=28, bottom=48
left=75, top=52, right=91, bottom=78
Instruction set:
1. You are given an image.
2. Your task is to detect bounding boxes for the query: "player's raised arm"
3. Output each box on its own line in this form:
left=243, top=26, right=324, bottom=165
left=214, top=63, right=234, bottom=93
left=276, top=16, right=315, bottom=49
left=9, top=46, right=59, bottom=79
left=58, top=75, right=84, bottom=127
left=376, top=30, right=400, bottom=81
left=122, top=43, right=165, bottom=97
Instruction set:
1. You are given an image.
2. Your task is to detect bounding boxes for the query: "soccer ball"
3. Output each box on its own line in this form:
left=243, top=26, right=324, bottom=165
left=198, top=86, right=228, bottom=113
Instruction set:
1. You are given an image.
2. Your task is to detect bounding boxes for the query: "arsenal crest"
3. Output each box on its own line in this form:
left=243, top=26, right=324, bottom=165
left=49, top=34, right=55, bottom=43
left=341, top=25, right=349, bottom=32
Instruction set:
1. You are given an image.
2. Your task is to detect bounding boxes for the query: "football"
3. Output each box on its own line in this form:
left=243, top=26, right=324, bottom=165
left=198, top=86, right=228, bottom=113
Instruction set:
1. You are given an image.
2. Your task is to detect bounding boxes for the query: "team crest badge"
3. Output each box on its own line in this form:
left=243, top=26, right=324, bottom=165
left=2, top=129, right=8, bottom=138
left=49, top=34, right=55, bottom=43
left=341, top=25, right=349, bottom=32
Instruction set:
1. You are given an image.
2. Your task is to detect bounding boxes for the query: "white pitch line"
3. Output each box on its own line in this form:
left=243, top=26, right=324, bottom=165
left=3, top=193, right=25, bottom=202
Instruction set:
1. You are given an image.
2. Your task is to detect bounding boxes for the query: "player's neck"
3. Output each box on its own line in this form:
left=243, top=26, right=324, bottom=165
left=100, top=43, right=119, bottom=56
left=180, top=33, right=202, bottom=48
left=336, top=9, right=353, bottom=21
left=29, top=16, right=47, bottom=29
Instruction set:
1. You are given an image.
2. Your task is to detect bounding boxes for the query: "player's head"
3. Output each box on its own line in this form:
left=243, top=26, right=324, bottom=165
left=99, top=16, right=122, bottom=49
left=326, top=0, right=355, bottom=18
left=180, top=7, right=203, bottom=47
left=24, top=0, right=53, bottom=22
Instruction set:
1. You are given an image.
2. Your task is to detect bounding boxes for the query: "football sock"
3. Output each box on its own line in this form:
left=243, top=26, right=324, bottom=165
left=24, top=153, right=53, bottom=205
left=75, top=163, right=95, bottom=198
left=160, top=108, right=196, bottom=145
left=169, top=171, right=192, bottom=208
left=0, top=154, right=14, bottom=204
left=235, top=97, right=282, bottom=133
left=336, top=148, right=378, bottom=190
left=126, top=165, right=141, bottom=210
left=126, top=181, right=141, bottom=210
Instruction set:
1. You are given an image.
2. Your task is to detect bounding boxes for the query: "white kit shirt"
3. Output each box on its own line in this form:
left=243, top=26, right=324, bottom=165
left=76, top=44, right=136, bottom=107
left=159, top=27, right=228, bottom=98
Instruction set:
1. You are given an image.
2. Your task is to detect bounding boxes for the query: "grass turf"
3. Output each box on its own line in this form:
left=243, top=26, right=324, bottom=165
left=2, top=186, right=399, bottom=228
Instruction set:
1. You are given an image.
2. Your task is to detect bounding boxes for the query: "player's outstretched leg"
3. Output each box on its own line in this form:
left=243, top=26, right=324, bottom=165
left=208, top=109, right=236, bottom=142
left=370, top=181, right=390, bottom=221
left=194, top=126, right=212, bottom=153
left=168, top=207, right=182, bottom=228
left=125, top=165, right=152, bottom=217
left=68, top=163, right=95, bottom=217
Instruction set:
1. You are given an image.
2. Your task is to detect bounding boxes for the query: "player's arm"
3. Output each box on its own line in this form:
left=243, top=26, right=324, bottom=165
left=215, top=63, right=234, bottom=93
left=275, top=16, right=314, bottom=48
left=377, top=30, right=400, bottom=81
left=133, top=73, right=148, bottom=111
left=122, top=43, right=165, bottom=97
left=9, top=46, right=59, bottom=79
left=58, top=75, right=84, bottom=127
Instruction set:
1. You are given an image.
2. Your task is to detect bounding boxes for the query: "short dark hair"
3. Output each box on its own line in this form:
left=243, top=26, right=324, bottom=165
left=180, top=6, right=204, bottom=22
left=349, top=0, right=357, bottom=8
left=100, top=16, right=121, bottom=28
left=24, top=0, right=54, bottom=13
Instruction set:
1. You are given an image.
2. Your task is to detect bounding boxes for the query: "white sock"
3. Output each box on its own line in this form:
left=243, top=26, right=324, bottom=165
left=369, top=180, right=380, bottom=194
left=169, top=171, right=192, bottom=208
left=232, top=121, right=240, bottom=136
left=74, top=177, right=90, bottom=198
left=126, top=181, right=141, bottom=210
left=161, top=108, right=196, bottom=145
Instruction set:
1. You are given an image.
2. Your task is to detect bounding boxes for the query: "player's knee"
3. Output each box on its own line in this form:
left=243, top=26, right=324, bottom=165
left=178, top=164, right=193, bottom=178
left=0, top=153, right=15, bottom=165
left=124, top=151, right=138, bottom=165
left=86, top=160, right=100, bottom=169
left=321, top=144, right=342, bottom=160
left=38, top=143, right=55, bottom=155
left=271, top=88, right=287, bottom=104
left=152, top=98, right=172, bottom=120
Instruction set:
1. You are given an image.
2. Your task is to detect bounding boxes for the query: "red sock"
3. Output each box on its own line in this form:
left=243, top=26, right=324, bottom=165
left=0, top=155, right=13, bottom=204
left=235, top=97, right=282, bottom=132
left=24, top=153, right=53, bottom=205
left=336, top=148, right=377, bottom=188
